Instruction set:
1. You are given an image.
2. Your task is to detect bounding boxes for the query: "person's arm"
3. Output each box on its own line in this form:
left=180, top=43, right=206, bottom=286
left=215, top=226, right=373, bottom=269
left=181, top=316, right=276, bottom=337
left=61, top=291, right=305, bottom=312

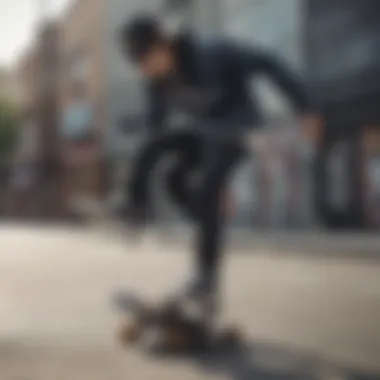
left=224, top=41, right=315, bottom=114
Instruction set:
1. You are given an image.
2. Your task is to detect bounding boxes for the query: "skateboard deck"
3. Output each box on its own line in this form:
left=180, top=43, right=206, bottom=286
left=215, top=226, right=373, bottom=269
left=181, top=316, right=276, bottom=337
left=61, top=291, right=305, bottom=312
left=112, top=290, right=242, bottom=352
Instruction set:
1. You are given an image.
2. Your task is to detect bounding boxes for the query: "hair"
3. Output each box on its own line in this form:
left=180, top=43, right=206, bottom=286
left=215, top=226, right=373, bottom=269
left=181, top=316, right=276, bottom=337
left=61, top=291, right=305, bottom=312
left=119, top=14, right=165, bottom=62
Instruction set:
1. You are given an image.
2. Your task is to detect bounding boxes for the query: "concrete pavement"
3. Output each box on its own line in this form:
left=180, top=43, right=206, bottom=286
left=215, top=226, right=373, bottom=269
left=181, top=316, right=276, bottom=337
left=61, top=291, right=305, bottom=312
left=0, top=224, right=379, bottom=379
left=155, top=227, right=380, bottom=257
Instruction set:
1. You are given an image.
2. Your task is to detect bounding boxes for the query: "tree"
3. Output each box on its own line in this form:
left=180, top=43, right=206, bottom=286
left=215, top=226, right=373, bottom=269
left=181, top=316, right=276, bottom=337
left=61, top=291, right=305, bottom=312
left=0, top=98, right=20, bottom=163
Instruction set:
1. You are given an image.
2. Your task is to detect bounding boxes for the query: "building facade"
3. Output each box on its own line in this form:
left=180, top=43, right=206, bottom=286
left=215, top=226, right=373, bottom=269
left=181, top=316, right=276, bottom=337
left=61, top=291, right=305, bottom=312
left=10, top=23, right=62, bottom=219
left=11, top=48, right=40, bottom=216
left=305, top=0, right=380, bottom=229
left=33, top=22, right=62, bottom=218
left=59, top=0, right=108, bottom=217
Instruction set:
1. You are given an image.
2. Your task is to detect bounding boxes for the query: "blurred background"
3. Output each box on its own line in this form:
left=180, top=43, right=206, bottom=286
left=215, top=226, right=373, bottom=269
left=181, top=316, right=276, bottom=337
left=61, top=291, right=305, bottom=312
left=0, top=0, right=379, bottom=229
left=0, top=1, right=380, bottom=379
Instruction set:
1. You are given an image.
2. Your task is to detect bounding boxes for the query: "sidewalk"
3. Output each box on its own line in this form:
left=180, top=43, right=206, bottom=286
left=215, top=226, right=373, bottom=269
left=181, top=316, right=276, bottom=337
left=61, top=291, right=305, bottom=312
left=1, top=224, right=379, bottom=379
left=45, top=196, right=380, bottom=258
left=5, top=221, right=380, bottom=258
left=154, top=227, right=380, bottom=257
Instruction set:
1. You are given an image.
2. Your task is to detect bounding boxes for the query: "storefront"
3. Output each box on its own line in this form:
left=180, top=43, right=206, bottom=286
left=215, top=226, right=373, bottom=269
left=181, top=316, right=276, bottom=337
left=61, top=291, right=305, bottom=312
left=306, top=0, right=380, bottom=229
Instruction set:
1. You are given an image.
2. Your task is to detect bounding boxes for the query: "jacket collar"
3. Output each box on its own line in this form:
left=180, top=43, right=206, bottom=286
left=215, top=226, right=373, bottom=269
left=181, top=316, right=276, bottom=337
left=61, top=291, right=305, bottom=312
left=172, top=32, right=198, bottom=83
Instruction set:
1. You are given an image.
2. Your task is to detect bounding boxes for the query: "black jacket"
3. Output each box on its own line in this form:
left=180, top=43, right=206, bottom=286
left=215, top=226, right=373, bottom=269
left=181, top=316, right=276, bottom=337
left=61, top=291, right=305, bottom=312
left=147, top=35, right=314, bottom=135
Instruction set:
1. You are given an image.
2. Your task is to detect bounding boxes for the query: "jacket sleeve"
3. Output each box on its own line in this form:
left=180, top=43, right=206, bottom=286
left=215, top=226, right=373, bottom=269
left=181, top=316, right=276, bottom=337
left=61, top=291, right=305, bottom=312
left=146, top=82, right=166, bottom=134
left=224, top=42, right=316, bottom=114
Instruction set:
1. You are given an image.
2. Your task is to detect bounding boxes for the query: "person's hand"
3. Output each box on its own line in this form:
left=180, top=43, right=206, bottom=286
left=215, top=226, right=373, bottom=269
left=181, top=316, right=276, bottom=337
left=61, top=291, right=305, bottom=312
left=299, top=114, right=324, bottom=146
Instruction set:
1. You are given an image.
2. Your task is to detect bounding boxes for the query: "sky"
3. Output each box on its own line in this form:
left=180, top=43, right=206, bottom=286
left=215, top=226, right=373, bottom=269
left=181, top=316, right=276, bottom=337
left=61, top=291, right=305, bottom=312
left=0, top=0, right=73, bottom=67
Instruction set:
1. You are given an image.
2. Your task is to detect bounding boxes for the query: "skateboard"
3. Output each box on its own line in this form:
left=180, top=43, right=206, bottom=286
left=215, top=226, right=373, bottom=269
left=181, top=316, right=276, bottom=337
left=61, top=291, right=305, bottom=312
left=112, top=291, right=242, bottom=352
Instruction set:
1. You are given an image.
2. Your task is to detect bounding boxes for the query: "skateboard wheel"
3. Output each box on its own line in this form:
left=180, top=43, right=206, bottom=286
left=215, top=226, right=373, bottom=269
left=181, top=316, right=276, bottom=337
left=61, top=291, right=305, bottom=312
left=118, top=321, right=141, bottom=344
left=221, top=327, right=241, bottom=345
left=162, top=327, right=192, bottom=351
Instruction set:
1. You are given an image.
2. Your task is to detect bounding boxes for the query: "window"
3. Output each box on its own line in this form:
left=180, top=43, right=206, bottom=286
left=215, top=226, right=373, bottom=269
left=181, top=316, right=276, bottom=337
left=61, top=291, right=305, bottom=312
left=68, top=50, right=90, bottom=83
left=307, top=0, right=380, bottom=97
left=224, top=0, right=304, bottom=120
left=163, top=0, right=194, bottom=32
left=61, top=103, right=94, bottom=141
left=224, top=0, right=302, bottom=65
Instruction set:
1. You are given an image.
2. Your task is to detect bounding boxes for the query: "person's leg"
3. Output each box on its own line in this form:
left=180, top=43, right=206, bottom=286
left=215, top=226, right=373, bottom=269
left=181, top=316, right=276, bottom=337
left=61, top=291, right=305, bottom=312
left=189, top=138, right=246, bottom=297
left=127, top=136, right=167, bottom=207
left=165, top=133, right=203, bottom=221
left=120, top=133, right=176, bottom=223
left=122, top=130, right=201, bottom=224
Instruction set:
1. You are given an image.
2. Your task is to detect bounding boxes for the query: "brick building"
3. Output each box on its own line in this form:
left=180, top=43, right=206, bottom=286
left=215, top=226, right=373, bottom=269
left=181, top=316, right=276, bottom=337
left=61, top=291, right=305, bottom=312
left=14, top=48, right=40, bottom=162
left=9, top=48, right=40, bottom=217
left=59, top=0, right=108, bottom=216
left=33, top=22, right=62, bottom=218
left=0, top=68, right=19, bottom=101
left=58, top=0, right=165, bottom=216
left=10, top=20, right=61, bottom=219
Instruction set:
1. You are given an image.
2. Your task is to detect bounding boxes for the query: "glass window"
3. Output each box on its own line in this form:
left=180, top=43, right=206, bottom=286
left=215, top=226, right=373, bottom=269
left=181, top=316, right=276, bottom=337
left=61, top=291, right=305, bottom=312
left=68, top=51, right=90, bottom=83
left=223, top=0, right=304, bottom=119
left=308, top=0, right=380, bottom=97
left=224, top=0, right=265, bottom=18
left=163, top=0, right=194, bottom=32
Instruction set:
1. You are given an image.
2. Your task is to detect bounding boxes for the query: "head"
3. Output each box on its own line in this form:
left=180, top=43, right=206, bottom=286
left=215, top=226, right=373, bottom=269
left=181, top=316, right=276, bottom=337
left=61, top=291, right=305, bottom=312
left=120, top=15, right=176, bottom=80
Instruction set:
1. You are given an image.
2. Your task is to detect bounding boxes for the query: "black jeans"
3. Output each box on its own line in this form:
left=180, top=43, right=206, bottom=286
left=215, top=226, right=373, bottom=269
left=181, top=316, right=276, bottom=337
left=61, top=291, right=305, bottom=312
left=129, top=130, right=203, bottom=219
left=127, top=129, right=246, bottom=291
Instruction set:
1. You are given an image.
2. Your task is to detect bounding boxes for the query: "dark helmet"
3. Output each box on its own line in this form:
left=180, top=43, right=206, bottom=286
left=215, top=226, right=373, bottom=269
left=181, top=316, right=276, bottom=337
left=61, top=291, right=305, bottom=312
left=119, top=14, right=164, bottom=62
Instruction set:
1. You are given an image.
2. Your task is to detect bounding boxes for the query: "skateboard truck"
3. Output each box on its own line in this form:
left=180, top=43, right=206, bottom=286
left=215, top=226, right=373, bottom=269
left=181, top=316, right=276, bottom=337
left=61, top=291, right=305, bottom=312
left=113, top=290, right=241, bottom=351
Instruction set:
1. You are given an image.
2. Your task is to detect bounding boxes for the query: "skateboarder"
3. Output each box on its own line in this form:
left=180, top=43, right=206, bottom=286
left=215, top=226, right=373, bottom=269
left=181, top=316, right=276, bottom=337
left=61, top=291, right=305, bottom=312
left=118, top=15, right=321, bottom=305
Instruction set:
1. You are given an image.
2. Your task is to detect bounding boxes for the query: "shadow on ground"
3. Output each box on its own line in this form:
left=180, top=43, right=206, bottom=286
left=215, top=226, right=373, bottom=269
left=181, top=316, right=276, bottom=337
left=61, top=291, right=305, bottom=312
left=148, top=339, right=379, bottom=380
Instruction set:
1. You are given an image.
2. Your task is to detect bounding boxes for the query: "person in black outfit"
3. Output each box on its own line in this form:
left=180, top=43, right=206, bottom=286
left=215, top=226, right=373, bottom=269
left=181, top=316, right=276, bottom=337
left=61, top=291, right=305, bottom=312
left=118, top=15, right=321, bottom=302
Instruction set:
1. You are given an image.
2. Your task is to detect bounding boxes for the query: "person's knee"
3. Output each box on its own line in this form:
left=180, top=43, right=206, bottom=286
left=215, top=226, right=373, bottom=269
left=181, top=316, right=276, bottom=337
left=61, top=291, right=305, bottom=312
left=197, top=179, right=231, bottom=223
